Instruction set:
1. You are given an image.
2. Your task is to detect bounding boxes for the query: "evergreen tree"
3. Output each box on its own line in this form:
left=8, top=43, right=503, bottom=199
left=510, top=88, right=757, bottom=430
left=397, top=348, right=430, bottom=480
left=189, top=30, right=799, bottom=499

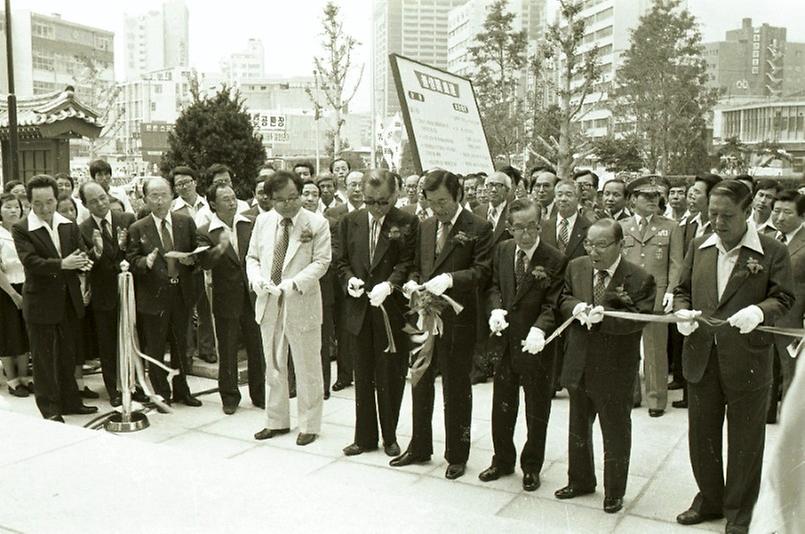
left=593, top=133, right=644, bottom=173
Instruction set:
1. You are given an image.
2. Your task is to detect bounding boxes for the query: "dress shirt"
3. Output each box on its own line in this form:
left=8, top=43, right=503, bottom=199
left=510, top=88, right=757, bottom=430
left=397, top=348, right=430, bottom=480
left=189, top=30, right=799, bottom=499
left=209, top=213, right=250, bottom=256
left=777, top=224, right=803, bottom=245
left=700, top=223, right=764, bottom=300
left=594, top=254, right=622, bottom=292
left=27, top=210, right=73, bottom=257
left=515, top=238, right=540, bottom=271
left=151, top=211, right=174, bottom=248
left=172, top=194, right=209, bottom=218
left=487, top=200, right=507, bottom=229
left=0, top=225, right=24, bottom=283
left=368, top=213, right=385, bottom=257
left=556, top=211, right=578, bottom=243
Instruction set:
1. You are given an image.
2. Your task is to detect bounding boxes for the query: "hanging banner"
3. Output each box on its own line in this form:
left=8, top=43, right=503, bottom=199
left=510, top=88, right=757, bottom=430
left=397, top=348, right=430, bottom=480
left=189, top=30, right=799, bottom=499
left=389, top=53, right=494, bottom=175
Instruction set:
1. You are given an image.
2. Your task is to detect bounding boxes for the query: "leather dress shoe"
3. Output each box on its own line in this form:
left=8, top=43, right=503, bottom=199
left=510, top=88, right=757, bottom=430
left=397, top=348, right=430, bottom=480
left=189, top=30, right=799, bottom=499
left=478, top=465, right=514, bottom=482
left=323, top=391, right=330, bottom=400
left=289, top=389, right=297, bottom=399
left=554, top=485, right=595, bottom=500
left=633, top=401, right=642, bottom=408
left=223, top=405, right=237, bottom=415
left=176, top=396, right=202, bottom=407
left=296, top=433, right=317, bottom=446
left=725, top=523, right=749, bottom=534
left=649, top=409, right=664, bottom=418
left=47, top=415, right=65, bottom=423
left=672, top=400, right=688, bottom=409
left=110, top=394, right=122, bottom=407
left=389, top=451, right=430, bottom=467
left=25, top=382, right=35, bottom=394
left=64, top=404, right=99, bottom=415
left=603, top=497, right=623, bottom=513
left=522, top=472, right=541, bottom=492
left=199, top=353, right=217, bottom=364
left=470, top=374, right=489, bottom=385
left=253, top=400, right=265, bottom=409
left=676, top=508, right=724, bottom=525
left=80, top=386, right=100, bottom=399
left=254, top=427, right=290, bottom=440
left=384, top=442, right=401, bottom=457
left=445, top=463, right=466, bottom=480
left=132, top=389, right=149, bottom=403
left=343, top=443, right=376, bottom=456
left=331, top=381, right=352, bottom=392
left=7, top=385, right=29, bottom=398
left=668, top=380, right=684, bottom=390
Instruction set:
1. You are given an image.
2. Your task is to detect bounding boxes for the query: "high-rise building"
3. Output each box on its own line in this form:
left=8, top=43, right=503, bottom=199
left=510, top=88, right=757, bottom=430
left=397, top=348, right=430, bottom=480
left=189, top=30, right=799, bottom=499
left=447, top=0, right=546, bottom=76
left=704, top=18, right=805, bottom=99
left=124, top=0, right=189, bottom=80
left=220, top=38, right=266, bottom=85
left=373, top=0, right=468, bottom=119
left=0, top=10, right=114, bottom=99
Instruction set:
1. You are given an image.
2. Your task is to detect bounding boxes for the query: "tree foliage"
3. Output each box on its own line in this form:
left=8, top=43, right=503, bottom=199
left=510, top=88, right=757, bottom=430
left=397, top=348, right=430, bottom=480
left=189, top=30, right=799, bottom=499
left=469, top=0, right=528, bottom=163
left=593, top=133, right=644, bottom=172
left=610, top=0, right=718, bottom=174
left=160, top=86, right=265, bottom=198
left=307, top=1, right=364, bottom=158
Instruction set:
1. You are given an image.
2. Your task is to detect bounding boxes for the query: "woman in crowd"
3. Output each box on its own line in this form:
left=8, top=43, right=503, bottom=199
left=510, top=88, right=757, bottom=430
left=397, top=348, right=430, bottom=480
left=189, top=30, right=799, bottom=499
left=0, top=193, right=31, bottom=397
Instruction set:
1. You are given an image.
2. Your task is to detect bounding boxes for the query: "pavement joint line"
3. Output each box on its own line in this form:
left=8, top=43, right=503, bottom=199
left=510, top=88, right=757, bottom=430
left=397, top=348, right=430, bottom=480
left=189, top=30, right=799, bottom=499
left=0, top=434, right=99, bottom=469
left=0, top=524, right=24, bottom=534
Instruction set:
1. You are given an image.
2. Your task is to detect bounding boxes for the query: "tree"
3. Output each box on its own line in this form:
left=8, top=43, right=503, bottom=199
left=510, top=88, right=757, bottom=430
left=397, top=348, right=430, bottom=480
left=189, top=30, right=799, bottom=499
left=717, top=136, right=749, bottom=175
left=69, top=53, right=123, bottom=160
left=160, top=86, right=265, bottom=197
left=307, top=1, right=364, bottom=158
left=593, top=133, right=644, bottom=172
left=610, top=0, right=718, bottom=174
left=469, top=0, right=528, bottom=163
left=530, top=1, right=601, bottom=179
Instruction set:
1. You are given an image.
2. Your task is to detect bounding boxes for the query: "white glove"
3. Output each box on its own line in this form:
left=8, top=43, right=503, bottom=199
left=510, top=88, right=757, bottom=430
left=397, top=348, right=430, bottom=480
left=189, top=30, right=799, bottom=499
left=347, top=277, right=365, bottom=298
left=572, top=302, right=591, bottom=325
left=521, top=327, right=546, bottom=354
left=675, top=309, right=701, bottom=336
left=727, top=305, right=764, bottom=334
left=252, top=276, right=271, bottom=297
left=488, top=309, right=509, bottom=336
left=265, top=284, right=282, bottom=296
left=277, top=279, right=296, bottom=295
left=662, top=293, right=674, bottom=313
left=587, top=305, right=605, bottom=325
left=368, top=282, right=392, bottom=307
left=423, top=273, right=453, bottom=296
left=402, top=280, right=420, bottom=299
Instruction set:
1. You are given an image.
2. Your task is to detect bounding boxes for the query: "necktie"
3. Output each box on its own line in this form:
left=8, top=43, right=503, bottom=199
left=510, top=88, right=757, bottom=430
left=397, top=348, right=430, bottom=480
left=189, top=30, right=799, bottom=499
left=639, top=217, right=648, bottom=238
left=161, top=219, right=179, bottom=277
left=369, top=218, right=379, bottom=263
left=100, top=218, right=115, bottom=252
left=101, top=218, right=113, bottom=240
left=593, top=270, right=607, bottom=306
left=488, top=207, right=496, bottom=225
left=515, top=249, right=527, bottom=290
left=270, top=218, right=291, bottom=285
left=436, top=221, right=451, bottom=255
left=558, top=218, right=569, bottom=253
left=776, top=232, right=787, bottom=244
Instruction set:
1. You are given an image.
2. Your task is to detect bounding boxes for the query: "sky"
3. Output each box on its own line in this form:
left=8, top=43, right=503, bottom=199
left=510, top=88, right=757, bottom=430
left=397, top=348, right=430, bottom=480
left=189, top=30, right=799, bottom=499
left=16, top=0, right=805, bottom=113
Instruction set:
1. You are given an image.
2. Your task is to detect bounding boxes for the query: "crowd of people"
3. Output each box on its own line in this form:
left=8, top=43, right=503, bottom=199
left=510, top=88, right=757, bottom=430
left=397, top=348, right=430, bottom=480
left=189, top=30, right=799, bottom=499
left=1, top=159, right=804, bottom=534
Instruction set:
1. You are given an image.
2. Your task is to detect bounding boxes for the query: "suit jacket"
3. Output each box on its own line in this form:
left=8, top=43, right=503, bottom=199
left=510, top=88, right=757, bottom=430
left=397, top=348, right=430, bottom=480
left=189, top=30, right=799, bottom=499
left=488, top=239, right=566, bottom=375
left=335, top=207, right=418, bottom=345
left=79, top=211, right=136, bottom=311
left=473, top=202, right=512, bottom=249
left=197, top=215, right=255, bottom=319
left=12, top=216, right=86, bottom=324
left=324, top=203, right=352, bottom=222
left=775, top=227, right=805, bottom=356
left=541, top=213, right=591, bottom=262
left=410, top=209, right=493, bottom=329
left=246, top=208, right=331, bottom=327
left=673, top=233, right=795, bottom=390
left=681, top=216, right=713, bottom=252
left=125, top=212, right=199, bottom=315
left=620, top=214, right=683, bottom=300
left=558, top=256, right=656, bottom=391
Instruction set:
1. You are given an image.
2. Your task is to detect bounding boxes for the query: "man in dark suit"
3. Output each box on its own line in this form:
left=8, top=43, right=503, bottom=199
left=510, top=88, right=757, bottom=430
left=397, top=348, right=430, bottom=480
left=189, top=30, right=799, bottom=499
left=768, top=190, right=805, bottom=421
left=400, top=175, right=434, bottom=221
left=673, top=180, right=794, bottom=533
left=197, top=183, right=265, bottom=414
left=126, top=176, right=202, bottom=408
left=555, top=218, right=656, bottom=514
left=529, top=168, right=558, bottom=220
left=479, top=198, right=565, bottom=491
left=78, top=181, right=136, bottom=406
left=389, top=170, right=493, bottom=480
left=600, top=179, right=630, bottom=221
left=12, top=175, right=98, bottom=421
left=335, top=170, right=418, bottom=458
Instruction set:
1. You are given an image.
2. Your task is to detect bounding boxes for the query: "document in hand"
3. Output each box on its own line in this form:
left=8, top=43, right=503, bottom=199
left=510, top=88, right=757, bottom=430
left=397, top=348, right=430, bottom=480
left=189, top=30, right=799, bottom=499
left=164, top=246, right=210, bottom=259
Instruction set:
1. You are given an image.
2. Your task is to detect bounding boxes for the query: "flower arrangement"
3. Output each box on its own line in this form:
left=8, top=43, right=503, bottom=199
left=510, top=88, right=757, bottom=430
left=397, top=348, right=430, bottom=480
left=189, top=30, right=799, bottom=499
left=299, top=225, right=314, bottom=243
left=531, top=265, right=550, bottom=286
left=745, top=257, right=763, bottom=275
left=453, top=231, right=475, bottom=246
left=604, top=285, right=633, bottom=309
left=388, top=224, right=408, bottom=241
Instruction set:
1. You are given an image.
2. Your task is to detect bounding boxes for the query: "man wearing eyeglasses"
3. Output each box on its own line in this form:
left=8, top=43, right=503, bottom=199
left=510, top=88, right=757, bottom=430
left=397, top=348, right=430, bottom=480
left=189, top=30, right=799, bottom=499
left=620, top=176, right=684, bottom=418
left=479, top=198, right=566, bottom=492
left=556, top=218, right=656, bottom=514
left=335, top=169, right=418, bottom=458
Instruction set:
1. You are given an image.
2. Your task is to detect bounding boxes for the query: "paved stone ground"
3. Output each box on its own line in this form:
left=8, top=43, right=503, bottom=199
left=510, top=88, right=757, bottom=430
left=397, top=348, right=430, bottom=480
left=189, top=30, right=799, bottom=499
left=0, top=363, right=781, bottom=533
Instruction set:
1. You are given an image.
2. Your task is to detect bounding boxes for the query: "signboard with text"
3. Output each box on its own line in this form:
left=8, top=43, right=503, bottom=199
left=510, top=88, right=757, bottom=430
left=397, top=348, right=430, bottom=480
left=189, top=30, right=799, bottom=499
left=389, top=53, right=493, bottom=175
left=248, top=111, right=287, bottom=132
left=140, top=122, right=173, bottom=164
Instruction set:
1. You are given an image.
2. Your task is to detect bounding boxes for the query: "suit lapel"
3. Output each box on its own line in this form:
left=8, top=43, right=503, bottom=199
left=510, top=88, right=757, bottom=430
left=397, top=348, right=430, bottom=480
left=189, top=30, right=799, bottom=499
left=353, top=212, right=371, bottom=272
left=421, top=218, right=437, bottom=277
left=145, top=216, right=165, bottom=255
left=608, top=260, right=629, bottom=296
left=212, top=226, right=239, bottom=265
left=577, top=258, right=594, bottom=304
left=236, top=219, right=252, bottom=264
left=493, top=204, right=508, bottom=243
left=717, top=247, right=755, bottom=309
left=31, top=226, right=60, bottom=258
left=370, top=211, right=394, bottom=271
left=542, top=218, right=557, bottom=248
left=642, top=218, right=659, bottom=243
left=788, top=229, right=805, bottom=258
left=512, top=244, right=539, bottom=305
left=283, top=212, right=305, bottom=269
left=566, top=217, right=587, bottom=256
left=431, top=211, right=464, bottom=274
left=624, top=217, right=642, bottom=242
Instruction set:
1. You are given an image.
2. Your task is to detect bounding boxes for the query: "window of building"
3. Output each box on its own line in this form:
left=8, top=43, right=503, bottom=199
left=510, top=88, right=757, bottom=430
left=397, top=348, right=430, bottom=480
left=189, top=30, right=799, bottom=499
left=752, top=67, right=759, bottom=74
left=32, top=22, right=54, bottom=39
left=32, top=52, right=55, bottom=71
left=150, top=102, right=157, bottom=112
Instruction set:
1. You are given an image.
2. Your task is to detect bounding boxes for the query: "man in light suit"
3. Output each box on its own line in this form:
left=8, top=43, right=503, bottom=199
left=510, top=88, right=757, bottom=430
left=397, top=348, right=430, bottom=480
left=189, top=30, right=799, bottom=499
left=247, top=171, right=331, bottom=446
left=620, top=176, right=683, bottom=417
left=673, top=180, right=794, bottom=533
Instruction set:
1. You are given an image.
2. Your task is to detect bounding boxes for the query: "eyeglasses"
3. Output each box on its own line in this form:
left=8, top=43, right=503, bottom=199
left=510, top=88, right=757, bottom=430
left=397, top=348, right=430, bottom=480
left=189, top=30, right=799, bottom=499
left=509, top=222, right=541, bottom=234
left=174, top=179, right=195, bottom=188
left=273, top=196, right=300, bottom=205
left=364, top=199, right=391, bottom=207
left=487, top=182, right=508, bottom=189
left=583, top=240, right=616, bottom=251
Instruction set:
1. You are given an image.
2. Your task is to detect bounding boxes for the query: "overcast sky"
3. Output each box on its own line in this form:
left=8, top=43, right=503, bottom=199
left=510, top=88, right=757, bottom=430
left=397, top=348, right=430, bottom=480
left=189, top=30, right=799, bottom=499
left=17, top=0, right=805, bottom=112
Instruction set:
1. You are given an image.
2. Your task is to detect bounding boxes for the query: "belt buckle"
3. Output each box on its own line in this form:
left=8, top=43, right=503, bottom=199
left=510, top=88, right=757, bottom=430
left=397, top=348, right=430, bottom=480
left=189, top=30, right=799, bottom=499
left=169, top=277, right=180, bottom=285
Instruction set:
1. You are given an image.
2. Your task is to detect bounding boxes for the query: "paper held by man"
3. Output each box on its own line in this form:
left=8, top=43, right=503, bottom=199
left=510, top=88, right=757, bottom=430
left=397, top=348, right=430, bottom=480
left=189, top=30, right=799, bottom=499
left=164, top=245, right=210, bottom=259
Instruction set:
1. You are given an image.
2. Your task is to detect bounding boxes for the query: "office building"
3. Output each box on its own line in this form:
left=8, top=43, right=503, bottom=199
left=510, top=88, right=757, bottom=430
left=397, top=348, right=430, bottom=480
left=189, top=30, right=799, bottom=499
left=220, top=38, right=266, bottom=85
left=124, top=0, right=189, bottom=80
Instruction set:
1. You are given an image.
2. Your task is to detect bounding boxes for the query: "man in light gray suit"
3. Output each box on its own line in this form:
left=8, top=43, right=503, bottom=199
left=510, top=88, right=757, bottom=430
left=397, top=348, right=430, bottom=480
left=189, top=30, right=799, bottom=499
left=247, top=171, right=331, bottom=446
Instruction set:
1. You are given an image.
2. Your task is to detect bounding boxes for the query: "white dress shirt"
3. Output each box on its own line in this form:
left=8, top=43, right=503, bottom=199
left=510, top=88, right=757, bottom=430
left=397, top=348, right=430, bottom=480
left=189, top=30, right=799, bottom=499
left=556, top=211, right=578, bottom=242
left=699, top=223, right=764, bottom=300
left=487, top=200, right=507, bottom=230
left=27, top=210, right=73, bottom=257
left=515, top=238, right=540, bottom=271
left=594, top=254, right=622, bottom=291
left=151, top=211, right=174, bottom=247
left=0, top=225, right=24, bottom=283
left=209, top=213, right=250, bottom=256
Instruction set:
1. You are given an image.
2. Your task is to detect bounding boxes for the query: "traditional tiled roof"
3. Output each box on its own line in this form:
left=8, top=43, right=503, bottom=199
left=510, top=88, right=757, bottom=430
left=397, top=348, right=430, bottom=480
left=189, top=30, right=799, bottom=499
left=0, top=86, right=103, bottom=137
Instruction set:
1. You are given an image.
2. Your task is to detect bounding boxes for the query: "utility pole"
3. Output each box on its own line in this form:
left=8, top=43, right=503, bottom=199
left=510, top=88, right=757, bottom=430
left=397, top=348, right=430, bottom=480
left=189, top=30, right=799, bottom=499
left=4, top=0, right=20, bottom=185
left=313, top=70, right=321, bottom=175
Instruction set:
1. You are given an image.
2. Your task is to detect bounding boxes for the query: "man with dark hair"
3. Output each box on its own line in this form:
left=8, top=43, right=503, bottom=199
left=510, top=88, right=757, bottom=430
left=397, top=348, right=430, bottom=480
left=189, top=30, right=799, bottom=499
left=126, top=176, right=203, bottom=408
left=532, top=170, right=559, bottom=219
left=766, top=190, right=805, bottom=423
left=479, top=198, right=565, bottom=491
left=293, top=162, right=315, bottom=180
left=749, top=178, right=781, bottom=234
left=330, top=158, right=351, bottom=204
left=197, top=182, right=264, bottom=414
left=324, top=170, right=364, bottom=221
left=574, top=170, right=601, bottom=220
left=735, top=174, right=755, bottom=194
left=78, top=181, right=136, bottom=406
left=170, top=166, right=208, bottom=221
left=555, top=218, right=657, bottom=514
left=89, top=159, right=133, bottom=213
left=389, top=169, right=493, bottom=480
left=666, top=178, right=689, bottom=222
left=600, top=179, right=630, bottom=220
left=244, top=174, right=273, bottom=217
left=55, top=173, right=90, bottom=223
left=316, top=173, right=341, bottom=213
left=12, top=175, right=98, bottom=421
left=248, top=170, right=331, bottom=446
left=462, top=174, right=480, bottom=210
left=336, top=169, right=418, bottom=458
left=196, top=163, right=250, bottom=223
left=674, top=180, right=794, bottom=532
left=401, top=175, right=434, bottom=221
